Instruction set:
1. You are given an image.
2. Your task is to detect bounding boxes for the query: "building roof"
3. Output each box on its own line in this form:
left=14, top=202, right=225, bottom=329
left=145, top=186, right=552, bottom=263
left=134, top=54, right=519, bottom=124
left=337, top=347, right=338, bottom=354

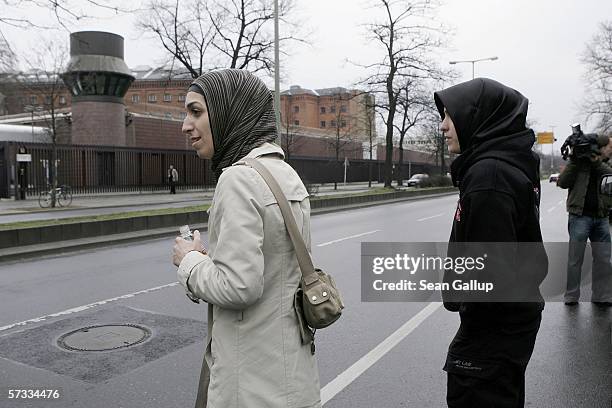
left=281, top=85, right=319, bottom=96
left=0, top=109, right=71, bottom=124
left=315, top=87, right=351, bottom=95
left=130, top=65, right=194, bottom=80
left=281, top=85, right=363, bottom=97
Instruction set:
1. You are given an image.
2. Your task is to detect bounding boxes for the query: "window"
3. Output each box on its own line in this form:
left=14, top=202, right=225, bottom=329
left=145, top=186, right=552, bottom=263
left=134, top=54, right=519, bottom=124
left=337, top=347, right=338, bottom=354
left=30, top=95, right=37, bottom=104
left=96, top=74, right=107, bottom=95
left=131, top=94, right=140, bottom=103
left=340, top=120, right=347, bottom=128
left=164, top=94, right=172, bottom=102
left=330, top=105, right=336, bottom=113
left=293, top=105, right=299, bottom=113
left=331, top=119, right=337, bottom=127
left=45, top=96, right=51, bottom=105
left=148, top=94, right=157, bottom=103
left=179, top=112, right=187, bottom=120
left=320, top=107, right=326, bottom=114
left=320, top=121, right=326, bottom=128
left=178, top=95, right=186, bottom=102
left=59, top=96, right=66, bottom=105
left=294, top=120, right=300, bottom=126
left=165, top=112, right=173, bottom=119
left=340, top=105, right=347, bottom=113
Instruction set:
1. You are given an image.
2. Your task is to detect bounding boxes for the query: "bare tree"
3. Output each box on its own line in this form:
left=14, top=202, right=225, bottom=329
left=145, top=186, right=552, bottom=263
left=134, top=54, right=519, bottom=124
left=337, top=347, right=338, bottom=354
left=417, top=108, right=447, bottom=175
left=0, top=31, right=16, bottom=73
left=0, top=32, right=18, bottom=115
left=325, top=94, right=362, bottom=190
left=393, top=77, right=429, bottom=185
left=0, top=1, right=134, bottom=33
left=280, top=95, right=303, bottom=160
left=18, top=39, right=69, bottom=207
left=581, top=21, right=612, bottom=134
left=138, top=0, right=302, bottom=78
left=355, top=93, right=377, bottom=187
left=1, top=1, right=135, bottom=87
left=359, top=0, right=451, bottom=187
left=137, top=0, right=216, bottom=78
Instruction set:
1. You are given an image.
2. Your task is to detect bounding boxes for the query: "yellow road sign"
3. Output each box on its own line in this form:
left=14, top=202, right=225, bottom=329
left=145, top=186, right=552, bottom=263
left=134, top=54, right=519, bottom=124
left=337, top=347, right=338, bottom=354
left=537, top=132, right=554, bottom=144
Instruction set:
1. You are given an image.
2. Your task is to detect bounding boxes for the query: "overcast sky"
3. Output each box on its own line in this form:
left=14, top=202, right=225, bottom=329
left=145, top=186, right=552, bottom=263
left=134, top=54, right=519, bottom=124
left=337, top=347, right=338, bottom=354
left=2, top=0, right=611, bottom=148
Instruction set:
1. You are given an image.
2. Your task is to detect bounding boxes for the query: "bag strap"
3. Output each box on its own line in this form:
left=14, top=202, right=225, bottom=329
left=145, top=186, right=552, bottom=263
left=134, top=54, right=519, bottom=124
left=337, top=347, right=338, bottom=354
left=238, top=158, right=319, bottom=285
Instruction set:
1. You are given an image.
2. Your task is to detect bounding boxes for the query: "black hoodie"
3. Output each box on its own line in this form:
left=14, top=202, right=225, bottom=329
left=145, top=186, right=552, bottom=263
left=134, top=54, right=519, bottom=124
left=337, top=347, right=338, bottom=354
left=434, top=78, right=548, bottom=322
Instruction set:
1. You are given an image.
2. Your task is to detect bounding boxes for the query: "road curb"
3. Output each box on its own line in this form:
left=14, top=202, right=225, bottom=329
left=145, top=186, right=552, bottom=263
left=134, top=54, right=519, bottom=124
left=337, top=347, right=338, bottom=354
left=0, top=188, right=457, bottom=262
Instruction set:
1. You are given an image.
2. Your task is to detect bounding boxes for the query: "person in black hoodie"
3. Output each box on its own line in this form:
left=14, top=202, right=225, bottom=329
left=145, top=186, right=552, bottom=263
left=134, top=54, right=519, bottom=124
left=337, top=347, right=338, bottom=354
left=434, top=78, right=548, bottom=408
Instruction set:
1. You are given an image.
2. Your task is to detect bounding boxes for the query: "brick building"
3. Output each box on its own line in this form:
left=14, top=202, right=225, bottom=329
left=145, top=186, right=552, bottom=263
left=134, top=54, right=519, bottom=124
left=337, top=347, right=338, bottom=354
left=280, top=85, right=375, bottom=141
left=1, top=70, right=380, bottom=158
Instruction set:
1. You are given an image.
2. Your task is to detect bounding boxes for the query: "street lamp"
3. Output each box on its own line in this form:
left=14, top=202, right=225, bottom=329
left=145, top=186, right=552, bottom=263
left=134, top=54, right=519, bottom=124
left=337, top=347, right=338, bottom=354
left=449, top=56, right=499, bottom=79
left=273, top=0, right=281, bottom=144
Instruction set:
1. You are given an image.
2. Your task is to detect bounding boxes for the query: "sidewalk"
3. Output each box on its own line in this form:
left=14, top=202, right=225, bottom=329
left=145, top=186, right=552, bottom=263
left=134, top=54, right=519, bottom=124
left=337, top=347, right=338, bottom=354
left=0, top=187, right=458, bottom=262
left=0, top=181, right=389, bottom=222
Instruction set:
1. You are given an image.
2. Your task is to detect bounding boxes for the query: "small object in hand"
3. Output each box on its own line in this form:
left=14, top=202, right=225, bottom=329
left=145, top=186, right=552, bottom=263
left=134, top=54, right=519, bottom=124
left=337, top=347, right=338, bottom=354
left=179, top=224, right=194, bottom=241
left=177, top=224, right=201, bottom=304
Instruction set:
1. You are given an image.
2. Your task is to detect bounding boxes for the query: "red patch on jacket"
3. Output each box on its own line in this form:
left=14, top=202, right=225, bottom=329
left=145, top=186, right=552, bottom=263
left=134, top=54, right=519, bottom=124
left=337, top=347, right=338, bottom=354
left=454, top=202, right=462, bottom=222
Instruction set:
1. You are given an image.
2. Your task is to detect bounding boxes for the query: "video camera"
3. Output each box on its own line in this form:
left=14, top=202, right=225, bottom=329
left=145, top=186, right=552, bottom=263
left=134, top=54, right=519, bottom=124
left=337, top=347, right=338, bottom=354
left=560, top=123, right=609, bottom=161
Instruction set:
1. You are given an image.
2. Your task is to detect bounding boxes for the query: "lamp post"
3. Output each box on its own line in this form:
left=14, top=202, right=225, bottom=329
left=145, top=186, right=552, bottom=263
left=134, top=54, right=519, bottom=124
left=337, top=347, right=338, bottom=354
left=550, top=125, right=556, bottom=174
left=273, top=0, right=281, bottom=144
left=449, top=56, right=499, bottom=79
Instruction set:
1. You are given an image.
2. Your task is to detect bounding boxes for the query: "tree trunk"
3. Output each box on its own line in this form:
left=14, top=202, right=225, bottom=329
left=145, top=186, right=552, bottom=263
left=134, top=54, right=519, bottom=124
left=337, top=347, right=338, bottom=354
left=397, top=144, right=404, bottom=186
left=50, top=143, right=57, bottom=207
left=50, top=113, right=58, bottom=207
left=384, top=121, right=394, bottom=188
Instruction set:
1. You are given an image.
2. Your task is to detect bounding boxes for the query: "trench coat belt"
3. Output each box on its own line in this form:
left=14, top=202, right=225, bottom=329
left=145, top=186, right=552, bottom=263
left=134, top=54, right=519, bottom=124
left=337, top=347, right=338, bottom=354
left=195, top=303, right=213, bottom=408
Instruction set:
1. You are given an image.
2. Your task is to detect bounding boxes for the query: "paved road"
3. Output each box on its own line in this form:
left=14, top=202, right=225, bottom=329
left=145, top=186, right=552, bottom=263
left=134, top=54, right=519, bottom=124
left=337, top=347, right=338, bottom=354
left=0, top=182, right=610, bottom=407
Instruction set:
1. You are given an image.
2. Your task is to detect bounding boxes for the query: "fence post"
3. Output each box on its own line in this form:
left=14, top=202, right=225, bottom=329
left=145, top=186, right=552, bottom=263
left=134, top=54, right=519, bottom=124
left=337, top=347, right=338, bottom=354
left=0, top=142, right=10, bottom=199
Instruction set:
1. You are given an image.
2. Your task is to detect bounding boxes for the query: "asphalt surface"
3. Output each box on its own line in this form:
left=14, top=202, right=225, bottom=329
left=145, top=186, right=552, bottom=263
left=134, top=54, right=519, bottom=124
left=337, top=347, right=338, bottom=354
left=0, top=182, right=610, bottom=408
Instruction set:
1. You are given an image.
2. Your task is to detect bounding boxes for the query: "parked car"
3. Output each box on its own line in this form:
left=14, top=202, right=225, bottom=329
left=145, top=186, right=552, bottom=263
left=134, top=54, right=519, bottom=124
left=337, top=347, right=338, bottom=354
left=407, top=173, right=429, bottom=187
left=549, top=173, right=560, bottom=183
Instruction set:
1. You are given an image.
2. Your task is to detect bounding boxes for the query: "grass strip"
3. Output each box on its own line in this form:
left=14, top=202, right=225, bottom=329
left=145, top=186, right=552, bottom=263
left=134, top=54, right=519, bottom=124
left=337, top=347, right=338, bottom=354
left=1, top=186, right=455, bottom=231
left=0, top=204, right=210, bottom=231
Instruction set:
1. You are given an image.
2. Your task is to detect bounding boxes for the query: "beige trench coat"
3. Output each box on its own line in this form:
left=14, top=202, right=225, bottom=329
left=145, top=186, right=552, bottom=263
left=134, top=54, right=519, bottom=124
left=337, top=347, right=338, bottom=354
left=178, top=143, right=321, bottom=408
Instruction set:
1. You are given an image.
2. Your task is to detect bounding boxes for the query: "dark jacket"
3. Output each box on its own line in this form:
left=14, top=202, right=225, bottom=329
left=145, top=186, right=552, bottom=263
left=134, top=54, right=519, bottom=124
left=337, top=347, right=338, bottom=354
left=434, top=78, right=548, bottom=323
left=557, top=159, right=612, bottom=218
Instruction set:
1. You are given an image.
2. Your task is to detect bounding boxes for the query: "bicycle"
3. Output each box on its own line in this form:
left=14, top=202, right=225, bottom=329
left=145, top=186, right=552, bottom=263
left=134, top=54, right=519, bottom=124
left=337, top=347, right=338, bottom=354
left=38, top=185, right=73, bottom=208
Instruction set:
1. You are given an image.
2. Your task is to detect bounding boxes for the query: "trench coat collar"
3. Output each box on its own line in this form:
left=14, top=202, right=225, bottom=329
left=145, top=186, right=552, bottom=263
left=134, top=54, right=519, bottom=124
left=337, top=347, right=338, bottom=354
left=223, top=143, right=285, bottom=173
left=243, top=142, right=285, bottom=161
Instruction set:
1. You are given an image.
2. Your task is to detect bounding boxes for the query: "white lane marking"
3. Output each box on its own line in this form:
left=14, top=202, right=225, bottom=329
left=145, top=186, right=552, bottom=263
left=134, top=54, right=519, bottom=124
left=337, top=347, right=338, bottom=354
left=416, top=213, right=444, bottom=222
left=316, top=230, right=381, bottom=247
left=0, top=282, right=178, bottom=333
left=321, top=302, right=442, bottom=405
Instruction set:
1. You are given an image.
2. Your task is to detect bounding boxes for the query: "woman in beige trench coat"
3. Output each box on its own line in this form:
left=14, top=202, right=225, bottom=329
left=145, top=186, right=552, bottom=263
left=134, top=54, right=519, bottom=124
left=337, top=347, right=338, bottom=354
left=172, top=69, right=321, bottom=408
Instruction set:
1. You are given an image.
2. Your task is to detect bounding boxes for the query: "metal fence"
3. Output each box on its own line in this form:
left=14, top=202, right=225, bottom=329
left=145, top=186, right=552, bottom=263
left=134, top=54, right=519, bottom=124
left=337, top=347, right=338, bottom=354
left=0, top=141, right=442, bottom=198
left=1, top=141, right=214, bottom=198
left=288, top=156, right=440, bottom=185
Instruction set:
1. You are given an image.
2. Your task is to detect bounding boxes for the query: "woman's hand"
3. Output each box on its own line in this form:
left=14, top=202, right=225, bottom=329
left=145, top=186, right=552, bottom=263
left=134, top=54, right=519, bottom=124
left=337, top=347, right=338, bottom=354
left=173, top=230, right=207, bottom=266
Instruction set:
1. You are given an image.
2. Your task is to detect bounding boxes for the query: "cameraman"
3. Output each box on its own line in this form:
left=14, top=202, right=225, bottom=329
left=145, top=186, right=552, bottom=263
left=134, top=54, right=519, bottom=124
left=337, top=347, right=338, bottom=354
left=557, top=133, right=612, bottom=307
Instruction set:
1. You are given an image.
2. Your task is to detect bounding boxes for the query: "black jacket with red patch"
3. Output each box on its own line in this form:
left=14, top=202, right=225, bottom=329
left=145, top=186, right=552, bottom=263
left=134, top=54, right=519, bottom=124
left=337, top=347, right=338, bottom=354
left=435, top=79, right=548, bottom=322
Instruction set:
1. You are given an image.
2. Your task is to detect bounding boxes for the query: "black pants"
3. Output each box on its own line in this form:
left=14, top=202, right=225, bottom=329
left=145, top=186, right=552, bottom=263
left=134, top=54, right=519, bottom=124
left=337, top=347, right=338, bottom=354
left=170, top=180, right=176, bottom=194
left=444, top=314, right=542, bottom=408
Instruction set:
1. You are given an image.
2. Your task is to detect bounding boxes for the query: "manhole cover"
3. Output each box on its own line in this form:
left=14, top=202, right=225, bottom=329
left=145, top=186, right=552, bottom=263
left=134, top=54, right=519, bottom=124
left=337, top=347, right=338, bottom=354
left=57, top=324, right=151, bottom=352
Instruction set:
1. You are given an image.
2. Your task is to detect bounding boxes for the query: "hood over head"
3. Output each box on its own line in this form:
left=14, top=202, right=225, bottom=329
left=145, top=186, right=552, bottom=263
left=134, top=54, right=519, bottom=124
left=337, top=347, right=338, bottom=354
left=434, top=78, right=539, bottom=186
left=434, top=78, right=529, bottom=151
